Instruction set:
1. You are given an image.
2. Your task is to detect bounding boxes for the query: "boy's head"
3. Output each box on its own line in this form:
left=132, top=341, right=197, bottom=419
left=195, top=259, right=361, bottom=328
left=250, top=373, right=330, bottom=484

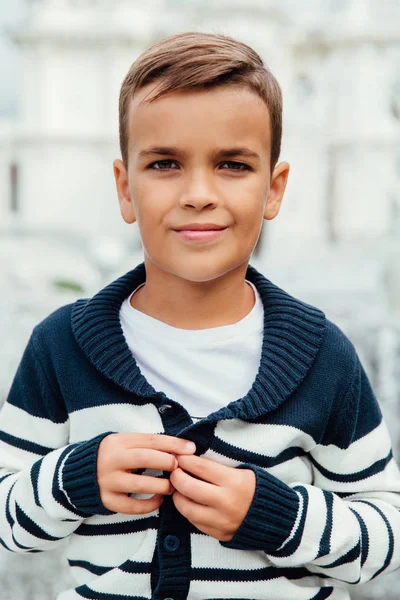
left=113, top=31, right=289, bottom=284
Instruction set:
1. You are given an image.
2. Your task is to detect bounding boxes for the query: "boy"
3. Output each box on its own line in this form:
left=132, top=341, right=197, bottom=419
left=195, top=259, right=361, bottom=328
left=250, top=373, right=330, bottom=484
left=1, top=31, right=400, bottom=600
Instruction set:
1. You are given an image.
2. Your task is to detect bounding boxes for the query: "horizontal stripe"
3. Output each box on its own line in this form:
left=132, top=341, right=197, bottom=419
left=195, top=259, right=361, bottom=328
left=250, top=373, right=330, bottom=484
left=67, top=528, right=158, bottom=569
left=214, top=421, right=316, bottom=456
left=201, top=448, right=241, bottom=468
left=312, top=421, right=392, bottom=472
left=307, top=560, right=360, bottom=586
left=15, top=502, right=61, bottom=542
left=310, top=451, right=393, bottom=483
left=317, top=542, right=360, bottom=569
left=335, top=488, right=400, bottom=501
left=0, top=441, right=42, bottom=470
left=68, top=559, right=113, bottom=576
left=0, top=430, right=52, bottom=456
left=75, top=515, right=159, bottom=537
left=118, top=561, right=152, bottom=574
left=191, top=566, right=310, bottom=582
left=188, top=575, right=325, bottom=599
left=69, top=403, right=163, bottom=443
left=211, top=435, right=307, bottom=468
left=0, top=402, right=68, bottom=449
left=10, top=464, right=80, bottom=546
left=76, top=587, right=149, bottom=600
left=191, top=533, right=271, bottom=569
left=78, top=570, right=151, bottom=597
left=84, top=510, right=160, bottom=526
left=203, top=447, right=313, bottom=488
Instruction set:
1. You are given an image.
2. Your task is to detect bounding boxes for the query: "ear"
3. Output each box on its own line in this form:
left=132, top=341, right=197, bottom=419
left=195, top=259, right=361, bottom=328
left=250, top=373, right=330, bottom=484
left=263, top=161, right=290, bottom=221
left=113, top=158, right=136, bottom=224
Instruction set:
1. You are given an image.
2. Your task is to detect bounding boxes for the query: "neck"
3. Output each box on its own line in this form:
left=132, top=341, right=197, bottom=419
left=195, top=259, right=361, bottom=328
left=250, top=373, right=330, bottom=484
left=130, top=259, right=255, bottom=330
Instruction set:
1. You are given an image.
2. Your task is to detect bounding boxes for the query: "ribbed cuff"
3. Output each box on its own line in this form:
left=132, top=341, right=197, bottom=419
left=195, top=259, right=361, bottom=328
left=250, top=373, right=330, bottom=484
left=61, top=431, right=115, bottom=516
left=220, top=464, right=299, bottom=553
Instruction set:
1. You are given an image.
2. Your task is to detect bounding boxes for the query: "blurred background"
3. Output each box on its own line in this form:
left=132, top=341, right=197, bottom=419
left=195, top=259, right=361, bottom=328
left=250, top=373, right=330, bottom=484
left=0, top=0, right=399, bottom=598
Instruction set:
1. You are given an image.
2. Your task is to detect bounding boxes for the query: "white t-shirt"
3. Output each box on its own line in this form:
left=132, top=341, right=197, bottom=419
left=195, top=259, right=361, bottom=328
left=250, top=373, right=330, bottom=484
left=119, top=280, right=264, bottom=422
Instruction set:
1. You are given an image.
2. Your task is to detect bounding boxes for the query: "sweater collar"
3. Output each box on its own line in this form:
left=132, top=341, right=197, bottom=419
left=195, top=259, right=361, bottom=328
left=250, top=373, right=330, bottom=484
left=71, top=262, right=326, bottom=420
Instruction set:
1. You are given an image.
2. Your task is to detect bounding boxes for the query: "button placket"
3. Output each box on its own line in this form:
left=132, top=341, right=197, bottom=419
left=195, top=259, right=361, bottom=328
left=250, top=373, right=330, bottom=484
left=163, top=535, right=180, bottom=552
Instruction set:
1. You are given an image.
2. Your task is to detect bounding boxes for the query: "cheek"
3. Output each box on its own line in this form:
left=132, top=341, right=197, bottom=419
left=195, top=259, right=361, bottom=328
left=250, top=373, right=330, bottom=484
left=130, top=185, right=168, bottom=229
left=235, top=200, right=265, bottom=232
left=229, top=180, right=266, bottom=222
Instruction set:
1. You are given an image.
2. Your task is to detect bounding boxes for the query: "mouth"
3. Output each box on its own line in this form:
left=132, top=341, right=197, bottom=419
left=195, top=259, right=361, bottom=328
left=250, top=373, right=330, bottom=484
left=173, top=227, right=228, bottom=242
left=173, top=222, right=227, bottom=231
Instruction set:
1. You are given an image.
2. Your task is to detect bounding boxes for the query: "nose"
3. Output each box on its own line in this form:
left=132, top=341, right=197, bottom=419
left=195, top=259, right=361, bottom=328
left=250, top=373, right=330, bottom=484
left=179, top=172, right=219, bottom=211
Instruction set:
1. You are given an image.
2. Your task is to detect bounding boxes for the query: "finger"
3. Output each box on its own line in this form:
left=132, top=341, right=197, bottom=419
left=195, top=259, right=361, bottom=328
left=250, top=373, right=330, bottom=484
left=170, top=468, right=217, bottom=507
left=172, top=490, right=215, bottom=526
left=117, top=448, right=179, bottom=472
left=113, top=473, right=173, bottom=496
left=177, top=454, right=229, bottom=485
left=119, top=433, right=196, bottom=455
left=107, top=493, right=164, bottom=515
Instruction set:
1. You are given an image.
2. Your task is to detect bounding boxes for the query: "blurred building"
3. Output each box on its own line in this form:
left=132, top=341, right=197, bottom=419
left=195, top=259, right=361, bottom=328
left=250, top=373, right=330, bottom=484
left=0, top=2, right=400, bottom=597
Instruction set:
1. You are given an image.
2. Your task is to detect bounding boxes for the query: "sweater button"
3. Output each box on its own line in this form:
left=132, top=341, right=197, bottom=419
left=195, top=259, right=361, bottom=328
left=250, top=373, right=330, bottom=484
left=158, top=404, right=173, bottom=415
left=163, top=535, right=180, bottom=552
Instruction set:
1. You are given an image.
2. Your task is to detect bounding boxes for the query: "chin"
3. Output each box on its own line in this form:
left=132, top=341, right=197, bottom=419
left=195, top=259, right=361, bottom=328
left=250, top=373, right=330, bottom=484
left=144, top=251, right=251, bottom=283
left=168, top=259, right=249, bottom=284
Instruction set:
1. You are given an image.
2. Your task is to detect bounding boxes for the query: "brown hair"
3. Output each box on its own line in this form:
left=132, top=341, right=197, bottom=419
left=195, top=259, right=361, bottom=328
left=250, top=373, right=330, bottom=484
left=118, top=31, right=283, bottom=172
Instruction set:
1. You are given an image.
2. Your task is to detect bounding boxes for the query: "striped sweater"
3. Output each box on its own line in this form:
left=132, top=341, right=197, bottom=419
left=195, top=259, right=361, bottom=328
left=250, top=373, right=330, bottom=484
left=1, top=261, right=400, bottom=600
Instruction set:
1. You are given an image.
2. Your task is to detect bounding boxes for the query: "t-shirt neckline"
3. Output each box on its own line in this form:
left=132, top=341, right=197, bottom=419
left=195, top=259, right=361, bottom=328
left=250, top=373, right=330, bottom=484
left=120, top=279, right=262, bottom=343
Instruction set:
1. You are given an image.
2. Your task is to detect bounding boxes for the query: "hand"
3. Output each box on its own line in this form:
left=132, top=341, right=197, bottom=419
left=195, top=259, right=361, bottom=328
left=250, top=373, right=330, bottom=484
left=170, top=455, right=256, bottom=542
left=97, top=433, right=196, bottom=514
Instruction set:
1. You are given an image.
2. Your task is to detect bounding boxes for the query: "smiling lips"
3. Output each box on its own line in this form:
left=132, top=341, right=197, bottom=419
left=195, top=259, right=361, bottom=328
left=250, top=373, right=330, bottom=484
left=173, top=223, right=228, bottom=242
left=173, top=223, right=227, bottom=231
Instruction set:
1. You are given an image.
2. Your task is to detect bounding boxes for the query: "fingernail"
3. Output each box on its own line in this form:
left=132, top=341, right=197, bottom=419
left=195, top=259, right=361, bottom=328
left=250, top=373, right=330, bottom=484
left=170, top=484, right=175, bottom=494
left=173, top=458, right=178, bottom=469
left=186, top=442, right=196, bottom=452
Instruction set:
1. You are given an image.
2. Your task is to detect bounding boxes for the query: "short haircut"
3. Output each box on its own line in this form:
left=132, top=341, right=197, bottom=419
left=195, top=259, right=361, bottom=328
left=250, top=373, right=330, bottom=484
left=118, top=31, right=283, bottom=172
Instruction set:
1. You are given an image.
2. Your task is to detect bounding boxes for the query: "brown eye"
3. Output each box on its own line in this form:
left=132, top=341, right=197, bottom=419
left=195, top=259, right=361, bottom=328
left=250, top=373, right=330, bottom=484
left=221, top=162, right=250, bottom=171
left=149, top=160, right=179, bottom=170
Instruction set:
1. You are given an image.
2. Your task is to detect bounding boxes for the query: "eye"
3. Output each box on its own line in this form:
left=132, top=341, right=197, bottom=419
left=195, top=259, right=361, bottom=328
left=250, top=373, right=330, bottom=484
left=148, top=160, right=179, bottom=170
left=221, top=161, right=251, bottom=171
left=148, top=160, right=251, bottom=172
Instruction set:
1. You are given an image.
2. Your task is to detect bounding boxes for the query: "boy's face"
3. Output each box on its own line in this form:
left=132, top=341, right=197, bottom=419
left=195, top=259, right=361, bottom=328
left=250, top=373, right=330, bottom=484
left=114, top=83, right=289, bottom=283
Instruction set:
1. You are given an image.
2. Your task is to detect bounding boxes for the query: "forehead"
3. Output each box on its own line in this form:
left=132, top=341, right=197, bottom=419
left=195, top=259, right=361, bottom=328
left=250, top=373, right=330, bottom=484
left=127, top=83, right=271, bottom=157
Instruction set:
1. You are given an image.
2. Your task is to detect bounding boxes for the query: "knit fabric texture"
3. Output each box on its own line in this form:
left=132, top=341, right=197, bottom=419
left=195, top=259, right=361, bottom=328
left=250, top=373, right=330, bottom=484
left=1, top=261, right=400, bottom=600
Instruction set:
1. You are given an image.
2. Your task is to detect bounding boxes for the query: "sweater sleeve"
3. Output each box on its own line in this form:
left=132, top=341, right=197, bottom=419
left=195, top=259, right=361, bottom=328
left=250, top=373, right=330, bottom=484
left=0, top=333, right=114, bottom=554
left=221, top=353, right=400, bottom=585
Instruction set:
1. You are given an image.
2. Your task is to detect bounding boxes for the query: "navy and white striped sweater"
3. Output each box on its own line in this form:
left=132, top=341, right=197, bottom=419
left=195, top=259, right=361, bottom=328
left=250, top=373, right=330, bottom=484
left=1, top=262, right=400, bottom=600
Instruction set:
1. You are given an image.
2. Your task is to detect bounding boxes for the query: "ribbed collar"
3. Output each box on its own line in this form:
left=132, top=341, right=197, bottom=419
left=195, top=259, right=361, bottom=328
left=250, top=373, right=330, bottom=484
left=71, top=262, right=326, bottom=421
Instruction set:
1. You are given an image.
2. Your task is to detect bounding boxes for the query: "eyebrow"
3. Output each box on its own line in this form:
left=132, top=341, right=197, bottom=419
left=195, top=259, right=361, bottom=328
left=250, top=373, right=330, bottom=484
left=137, top=146, right=260, bottom=161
